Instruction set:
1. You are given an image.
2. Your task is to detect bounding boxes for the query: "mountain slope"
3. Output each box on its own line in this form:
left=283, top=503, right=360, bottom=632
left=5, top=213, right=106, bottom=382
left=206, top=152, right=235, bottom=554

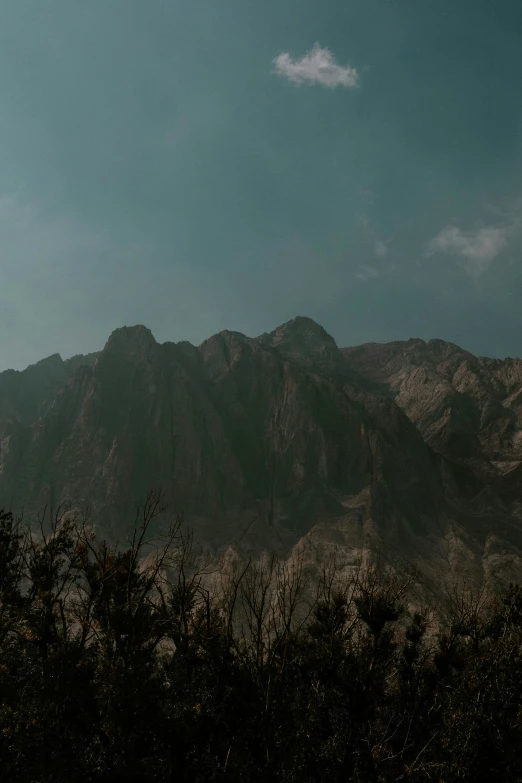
left=1, top=317, right=521, bottom=598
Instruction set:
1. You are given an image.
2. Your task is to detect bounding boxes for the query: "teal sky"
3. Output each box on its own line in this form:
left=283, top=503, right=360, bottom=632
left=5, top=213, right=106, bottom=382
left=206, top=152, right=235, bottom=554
left=1, top=0, right=522, bottom=370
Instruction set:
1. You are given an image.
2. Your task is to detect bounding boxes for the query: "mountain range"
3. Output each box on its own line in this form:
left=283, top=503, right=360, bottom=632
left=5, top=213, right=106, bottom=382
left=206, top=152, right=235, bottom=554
left=2, top=316, right=522, bottom=600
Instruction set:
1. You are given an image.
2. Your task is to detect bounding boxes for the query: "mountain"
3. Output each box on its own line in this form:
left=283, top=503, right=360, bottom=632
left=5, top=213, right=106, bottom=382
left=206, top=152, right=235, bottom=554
left=342, top=338, right=522, bottom=495
left=1, top=317, right=522, bottom=601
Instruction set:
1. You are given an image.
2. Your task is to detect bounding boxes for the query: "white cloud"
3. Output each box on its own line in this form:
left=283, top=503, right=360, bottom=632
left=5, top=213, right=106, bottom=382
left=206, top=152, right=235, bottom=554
left=273, top=43, right=359, bottom=89
left=354, top=264, right=379, bottom=282
left=357, top=188, right=374, bottom=205
left=355, top=211, right=390, bottom=258
left=356, top=214, right=370, bottom=230
left=426, top=224, right=511, bottom=277
left=374, top=239, right=388, bottom=258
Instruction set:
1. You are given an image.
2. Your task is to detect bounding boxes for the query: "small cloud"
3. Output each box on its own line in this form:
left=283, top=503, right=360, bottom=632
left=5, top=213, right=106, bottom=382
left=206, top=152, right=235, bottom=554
left=374, top=239, right=388, bottom=258
left=357, top=188, right=374, bottom=205
left=354, top=264, right=379, bottom=282
left=426, top=224, right=511, bottom=277
left=355, top=210, right=390, bottom=258
left=273, top=43, right=359, bottom=89
left=356, top=214, right=370, bottom=230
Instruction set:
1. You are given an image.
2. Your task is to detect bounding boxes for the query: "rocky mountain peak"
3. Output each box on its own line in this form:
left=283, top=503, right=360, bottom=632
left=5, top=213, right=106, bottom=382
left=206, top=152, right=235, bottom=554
left=64, top=351, right=101, bottom=373
left=2, top=318, right=522, bottom=602
left=102, top=325, right=158, bottom=364
left=425, top=338, right=471, bottom=361
left=258, top=316, right=342, bottom=372
left=0, top=352, right=69, bottom=426
left=33, top=353, right=64, bottom=369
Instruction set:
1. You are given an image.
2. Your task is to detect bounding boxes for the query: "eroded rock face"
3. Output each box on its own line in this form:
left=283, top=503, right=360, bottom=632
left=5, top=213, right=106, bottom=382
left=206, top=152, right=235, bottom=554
left=257, top=316, right=345, bottom=374
left=1, top=319, right=522, bottom=600
left=342, top=339, right=522, bottom=466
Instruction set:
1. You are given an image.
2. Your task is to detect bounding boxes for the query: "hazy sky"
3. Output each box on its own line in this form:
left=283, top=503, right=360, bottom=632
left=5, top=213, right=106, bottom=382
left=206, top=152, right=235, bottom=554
left=1, top=0, right=522, bottom=370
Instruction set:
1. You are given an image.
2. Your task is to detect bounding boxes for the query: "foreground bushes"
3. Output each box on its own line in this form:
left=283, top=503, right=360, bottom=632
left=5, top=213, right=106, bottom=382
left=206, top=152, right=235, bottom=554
left=1, top=493, right=522, bottom=782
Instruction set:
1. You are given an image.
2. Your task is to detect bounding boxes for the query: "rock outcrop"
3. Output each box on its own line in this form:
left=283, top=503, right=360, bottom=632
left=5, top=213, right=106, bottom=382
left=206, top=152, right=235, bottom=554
left=342, top=338, right=522, bottom=488
left=1, top=317, right=522, bottom=601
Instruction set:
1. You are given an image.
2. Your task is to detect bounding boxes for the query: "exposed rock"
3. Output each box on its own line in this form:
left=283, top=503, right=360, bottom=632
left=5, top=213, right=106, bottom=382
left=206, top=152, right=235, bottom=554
left=1, top=319, right=522, bottom=603
left=257, top=315, right=344, bottom=374
left=63, top=351, right=100, bottom=373
left=342, top=339, right=522, bottom=466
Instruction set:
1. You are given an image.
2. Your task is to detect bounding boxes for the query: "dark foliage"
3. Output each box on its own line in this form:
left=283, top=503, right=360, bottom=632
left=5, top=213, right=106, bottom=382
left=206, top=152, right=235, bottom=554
left=1, top=493, right=522, bottom=782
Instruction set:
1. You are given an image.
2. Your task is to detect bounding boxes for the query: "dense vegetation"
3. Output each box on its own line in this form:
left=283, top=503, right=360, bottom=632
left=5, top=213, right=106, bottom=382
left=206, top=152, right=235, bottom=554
left=1, top=491, right=522, bottom=782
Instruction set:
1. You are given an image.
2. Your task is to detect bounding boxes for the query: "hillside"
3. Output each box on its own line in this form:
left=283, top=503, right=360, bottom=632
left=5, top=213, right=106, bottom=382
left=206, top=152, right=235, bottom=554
left=1, top=317, right=522, bottom=598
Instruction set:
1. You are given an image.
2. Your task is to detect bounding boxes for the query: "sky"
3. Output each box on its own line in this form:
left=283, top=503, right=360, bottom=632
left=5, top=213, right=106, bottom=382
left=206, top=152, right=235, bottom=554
left=1, top=0, right=522, bottom=371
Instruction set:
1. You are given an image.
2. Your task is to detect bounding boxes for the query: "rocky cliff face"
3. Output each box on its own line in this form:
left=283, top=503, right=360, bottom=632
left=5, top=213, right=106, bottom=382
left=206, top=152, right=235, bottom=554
left=1, top=317, right=521, bottom=599
left=342, top=339, right=522, bottom=492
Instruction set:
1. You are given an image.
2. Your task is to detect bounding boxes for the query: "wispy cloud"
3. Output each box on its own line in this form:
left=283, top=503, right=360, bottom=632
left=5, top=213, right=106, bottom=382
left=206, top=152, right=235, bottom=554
left=273, top=43, right=359, bottom=89
left=355, top=211, right=390, bottom=259
left=356, top=214, right=370, bottom=230
left=357, top=188, right=374, bottom=205
left=354, top=264, right=379, bottom=282
left=426, top=224, right=511, bottom=278
left=374, top=239, right=388, bottom=258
